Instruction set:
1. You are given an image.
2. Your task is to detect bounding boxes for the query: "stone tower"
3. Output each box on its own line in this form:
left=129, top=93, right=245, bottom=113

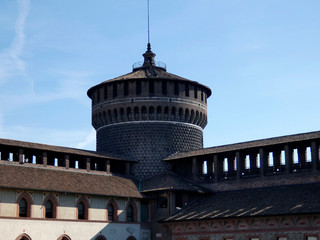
left=87, top=44, right=211, bottom=180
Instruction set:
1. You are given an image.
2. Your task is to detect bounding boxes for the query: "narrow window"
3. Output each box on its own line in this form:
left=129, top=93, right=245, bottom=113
left=108, top=204, right=114, bottom=221
left=201, top=90, right=204, bottom=101
left=19, top=198, right=27, bottom=217
left=149, top=80, right=154, bottom=95
left=136, top=80, right=141, bottom=95
left=194, top=85, right=198, bottom=99
left=174, top=81, right=179, bottom=95
left=113, top=83, right=117, bottom=98
left=185, top=83, right=189, bottom=97
left=127, top=205, right=133, bottom=222
left=162, top=80, right=167, bottom=94
left=97, top=88, right=100, bottom=102
left=45, top=200, right=53, bottom=218
left=78, top=202, right=85, bottom=219
left=124, top=81, right=129, bottom=96
left=104, top=86, right=108, bottom=99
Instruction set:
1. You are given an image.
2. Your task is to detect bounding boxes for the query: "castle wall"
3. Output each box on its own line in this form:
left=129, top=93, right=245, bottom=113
left=0, top=218, right=141, bottom=240
left=97, top=121, right=203, bottom=179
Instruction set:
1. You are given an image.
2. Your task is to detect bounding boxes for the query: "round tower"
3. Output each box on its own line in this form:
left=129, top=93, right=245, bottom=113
left=87, top=44, right=211, bottom=180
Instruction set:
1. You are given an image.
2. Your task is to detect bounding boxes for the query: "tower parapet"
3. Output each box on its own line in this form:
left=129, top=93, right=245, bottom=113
left=87, top=45, right=211, bottom=180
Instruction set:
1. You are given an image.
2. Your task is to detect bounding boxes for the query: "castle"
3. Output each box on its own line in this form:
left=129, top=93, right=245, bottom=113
left=0, top=44, right=319, bottom=240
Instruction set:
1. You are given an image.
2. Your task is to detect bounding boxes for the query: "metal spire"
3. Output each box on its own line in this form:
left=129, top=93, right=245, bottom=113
left=147, top=0, right=150, bottom=48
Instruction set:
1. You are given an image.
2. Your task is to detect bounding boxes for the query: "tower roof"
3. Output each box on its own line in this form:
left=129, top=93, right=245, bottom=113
left=88, top=45, right=212, bottom=98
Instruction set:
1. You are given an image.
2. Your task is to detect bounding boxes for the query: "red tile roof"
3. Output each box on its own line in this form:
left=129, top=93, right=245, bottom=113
left=0, top=162, right=142, bottom=198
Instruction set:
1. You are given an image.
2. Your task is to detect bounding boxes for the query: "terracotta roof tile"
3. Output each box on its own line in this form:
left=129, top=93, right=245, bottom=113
left=0, top=162, right=142, bottom=198
left=164, top=182, right=320, bottom=222
left=0, top=138, right=135, bottom=162
left=141, top=171, right=209, bottom=193
left=165, top=130, right=320, bottom=161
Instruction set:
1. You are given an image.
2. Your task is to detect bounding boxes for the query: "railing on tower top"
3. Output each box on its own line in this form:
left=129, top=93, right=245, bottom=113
left=132, top=61, right=167, bottom=71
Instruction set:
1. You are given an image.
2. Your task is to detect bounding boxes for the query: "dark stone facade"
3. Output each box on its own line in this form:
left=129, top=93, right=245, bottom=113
left=97, top=121, right=203, bottom=179
left=88, top=46, right=211, bottom=180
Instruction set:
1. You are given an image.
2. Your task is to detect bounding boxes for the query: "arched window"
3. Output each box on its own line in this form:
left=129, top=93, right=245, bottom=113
left=106, top=200, right=118, bottom=221
left=95, top=235, right=107, bottom=240
left=76, top=197, right=89, bottom=220
left=141, top=106, right=147, bottom=120
left=149, top=106, right=154, bottom=120
left=134, top=107, right=140, bottom=121
left=17, top=193, right=32, bottom=218
left=45, top=200, right=53, bottom=218
left=15, top=233, right=32, bottom=240
left=78, top=202, right=85, bottom=219
left=126, top=107, right=132, bottom=120
left=57, top=234, right=71, bottom=240
left=126, top=202, right=137, bottom=222
left=126, top=236, right=137, bottom=240
left=43, top=195, right=58, bottom=219
left=127, top=205, right=133, bottom=222
left=108, top=204, right=114, bottom=221
left=19, top=198, right=27, bottom=217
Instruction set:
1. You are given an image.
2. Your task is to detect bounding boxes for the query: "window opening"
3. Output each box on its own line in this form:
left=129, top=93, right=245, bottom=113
left=162, top=80, right=167, bottom=94
left=124, top=81, right=129, bottom=96
left=104, top=86, right=108, bottom=99
left=127, top=205, right=133, bottom=222
left=149, top=80, right=154, bottom=95
left=185, top=83, right=189, bottom=97
left=174, top=81, right=179, bottom=95
left=19, top=198, right=27, bottom=217
left=202, top=160, right=207, bottom=174
left=306, top=147, right=311, bottom=162
left=113, top=83, right=117, bottom=98
left=136, top=80, right=141, bottom=95
left=45, top=200, right=53, bottom=218
left=245, top=155, right=250, bottom=169
left=107, top=204, right=114, bottom=221
left=194, top=86, right=198, bottom=99
left=293, top=148, right=298, bottom=164
left=97, top=88, right=100, bottom=102
left=78, top=202, right=85, bottom=219
left=268, top=152, right=274, bottom=167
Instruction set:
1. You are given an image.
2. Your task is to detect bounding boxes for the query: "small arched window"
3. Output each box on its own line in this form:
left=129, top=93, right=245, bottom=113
left=43, top=195, right=58, bottom=219
left=15, top=233, right=32, bottom=240
left=19, top=198, right=27, bottom=217
left=126, top=202, right=137, bottom=223
left=107, top=200, right=119, bottom=222
left=127, top=205, right=133, bottom=222
left=45, top=200, right=53, bottom=218
left=95, top=236, right=107, bottom=240
left=17, top=193, right=32, bottom=218
left=57, top=234, right=71, bottom=240
left=78, top=202, right=85, bottom=219
left=76, top=197, right=89, bottom=220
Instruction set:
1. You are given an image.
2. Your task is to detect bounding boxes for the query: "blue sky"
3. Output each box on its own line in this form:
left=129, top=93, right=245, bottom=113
left=0, top=0, right=319, bottom=151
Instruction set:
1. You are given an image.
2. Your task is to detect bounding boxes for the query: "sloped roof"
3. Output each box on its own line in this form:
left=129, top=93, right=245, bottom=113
left=164, top=182, right=320, bottom=222
left=0, top=162, right=142, bottom=198
left=87, top=66, right=212, bottom=98
left=0, top=138, right=134, bottom=162
left=141, top=171, right=209, bottom=193
left=165, top=130, right=320, bottom=161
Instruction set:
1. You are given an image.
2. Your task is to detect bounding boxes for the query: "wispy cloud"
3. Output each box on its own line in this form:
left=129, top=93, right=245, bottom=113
left=0, top=0, right=30, bottom=83
left=75, top=129, right=96, bottom=149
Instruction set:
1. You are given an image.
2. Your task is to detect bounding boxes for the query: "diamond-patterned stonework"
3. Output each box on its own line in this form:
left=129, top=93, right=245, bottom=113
left=97, top=121, right=203, bottom=180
